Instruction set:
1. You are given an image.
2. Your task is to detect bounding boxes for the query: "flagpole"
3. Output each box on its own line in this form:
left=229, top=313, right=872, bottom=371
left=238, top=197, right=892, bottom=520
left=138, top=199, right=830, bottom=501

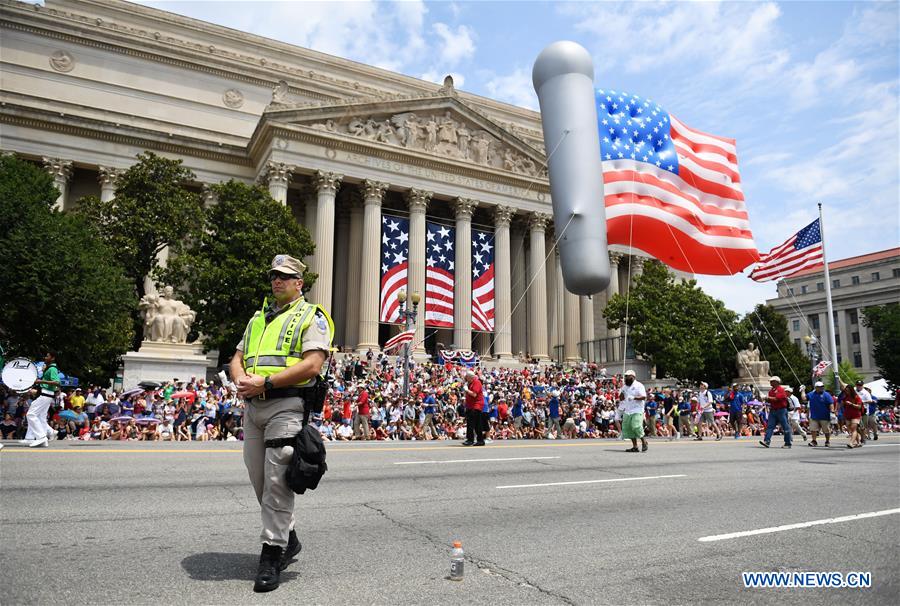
left=818, top=203, right=840, bottom=394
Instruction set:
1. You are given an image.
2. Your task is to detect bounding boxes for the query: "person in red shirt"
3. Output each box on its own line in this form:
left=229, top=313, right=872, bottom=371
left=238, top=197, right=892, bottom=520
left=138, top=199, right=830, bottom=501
left=760, top=376, right=792, bottom=448
left=462, top=371, right=485, bottom=446
left=354, top=386, right=370, bottom=440
left=840, top=384, right=864, bottom=448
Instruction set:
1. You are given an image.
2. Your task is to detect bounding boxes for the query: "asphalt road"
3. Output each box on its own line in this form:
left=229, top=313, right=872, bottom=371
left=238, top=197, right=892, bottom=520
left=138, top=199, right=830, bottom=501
left=2, top=433, right=899, bottom=605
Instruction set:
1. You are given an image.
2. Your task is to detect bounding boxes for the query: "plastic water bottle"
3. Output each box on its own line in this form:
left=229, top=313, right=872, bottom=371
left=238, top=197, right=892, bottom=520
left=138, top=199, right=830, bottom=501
left=449, top=541, right=464, bottom=581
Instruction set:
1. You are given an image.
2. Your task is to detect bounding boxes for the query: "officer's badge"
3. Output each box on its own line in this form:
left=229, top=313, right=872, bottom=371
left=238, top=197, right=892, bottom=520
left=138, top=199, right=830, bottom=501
left=315, top=315, right=328, bottom=332
left=273, top=255, right=286, bottom=267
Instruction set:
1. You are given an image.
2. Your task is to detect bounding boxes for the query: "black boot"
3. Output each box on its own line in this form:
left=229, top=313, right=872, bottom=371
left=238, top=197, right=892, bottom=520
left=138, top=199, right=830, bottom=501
left=254, top=543, right=284, bottom=593
left=281, top=529, right=302, bottom=570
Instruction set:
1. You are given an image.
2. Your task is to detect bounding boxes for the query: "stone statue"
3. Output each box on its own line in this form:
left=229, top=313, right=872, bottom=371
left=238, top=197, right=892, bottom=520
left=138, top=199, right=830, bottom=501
left=457, top=124, right=471, bottom=158
left=472, top=135, right=491, bottom=164
left=375, top=120, right=394, bottom=143
left=271, top=80, right=289, bottom=104
left=424, top=116, right=438, bottom=151
left=736, top=342, right=770, bottom=380
left=348, top=117, right=365, bottom=137
left=438, top=112, right=458, bottom=145
left=139, top=286, right=196, bottom=343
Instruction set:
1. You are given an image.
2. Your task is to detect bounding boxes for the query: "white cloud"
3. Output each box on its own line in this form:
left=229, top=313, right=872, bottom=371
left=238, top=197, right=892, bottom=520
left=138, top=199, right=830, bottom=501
left=484, top=67, right=538, bottom=110
left=695, top=274, right=778, bottom=315
left=432, top=22, right=476, bottom=65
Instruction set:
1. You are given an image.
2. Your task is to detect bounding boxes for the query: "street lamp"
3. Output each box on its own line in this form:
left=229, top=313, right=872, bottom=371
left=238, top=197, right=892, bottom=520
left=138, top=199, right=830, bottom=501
left=396, top=289, right=421, bottom=399
left=803, top=334, right=819, bottom=383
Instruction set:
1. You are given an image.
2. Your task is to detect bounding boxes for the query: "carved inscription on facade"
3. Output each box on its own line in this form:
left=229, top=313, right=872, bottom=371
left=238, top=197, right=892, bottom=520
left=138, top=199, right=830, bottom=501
left=311, top=111, right=542, bottom=177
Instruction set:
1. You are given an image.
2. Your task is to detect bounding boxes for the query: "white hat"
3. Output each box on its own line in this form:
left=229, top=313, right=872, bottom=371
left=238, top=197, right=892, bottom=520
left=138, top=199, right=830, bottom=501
left=700, top=381, right=708, bottom=387
left=784, top=386, right=793, bottom=393
left=769, top=376, right=781, bottom=383
left=814, top=381, right=825, bottom=387
left=624, top=369, right=636, bottom=377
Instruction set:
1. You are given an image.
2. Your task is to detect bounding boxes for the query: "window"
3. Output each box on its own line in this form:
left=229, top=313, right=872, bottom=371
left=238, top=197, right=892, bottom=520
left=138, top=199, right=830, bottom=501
left=795, top=338, right=801, bottom=348
left=832, top=279, right=840, bottom=288
left=853, top=352, right=863, bottom=368
left=871, top=271, right=880, bottom=281
left=893, top=268, right=900, bottom=278
left=852, top=275, right=860, bottom=285
left=801, top=285, right=808, bottom=294
left=816, top=282, right=824, bottom=291
left=810, top=315, right=820, bottom=330
left=852, top=332, right=860, bottom=344
left=788, top=288, right=795, bottom=296
left=849, top=310, right=858, bottom=324
left=792, top=319, right=800, bottom=331
left=832, top=311, right=839, bottom=326
left=835, top=334, right=841, bottom=347
left=837, top=353, right=843, bottom=364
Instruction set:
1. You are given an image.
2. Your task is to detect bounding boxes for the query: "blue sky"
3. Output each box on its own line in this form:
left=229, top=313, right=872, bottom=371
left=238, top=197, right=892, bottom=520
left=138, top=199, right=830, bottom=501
left=140, top=0, right=899, bottom=314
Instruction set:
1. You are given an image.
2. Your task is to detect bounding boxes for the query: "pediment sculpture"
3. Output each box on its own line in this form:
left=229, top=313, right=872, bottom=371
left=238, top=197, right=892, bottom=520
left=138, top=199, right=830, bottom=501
left=310, top=111, right=544, bottom=177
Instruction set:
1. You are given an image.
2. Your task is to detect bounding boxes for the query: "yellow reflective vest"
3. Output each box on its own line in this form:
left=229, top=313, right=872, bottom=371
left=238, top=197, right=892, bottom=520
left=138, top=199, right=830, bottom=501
left=241, top=297, right=334, bottom=386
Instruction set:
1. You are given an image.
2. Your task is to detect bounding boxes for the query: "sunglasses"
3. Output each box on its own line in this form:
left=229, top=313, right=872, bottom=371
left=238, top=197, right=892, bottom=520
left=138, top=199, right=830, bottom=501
left=268, top=271, right=299, bottom=281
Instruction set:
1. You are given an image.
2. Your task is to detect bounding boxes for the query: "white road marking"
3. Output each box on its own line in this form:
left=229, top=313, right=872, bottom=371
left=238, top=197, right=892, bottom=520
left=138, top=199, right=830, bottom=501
left=497, top=474, right=687, bottom=489
left=395, top=456, right=560, bottom=465
left=698, top=508, right=900, bottom=542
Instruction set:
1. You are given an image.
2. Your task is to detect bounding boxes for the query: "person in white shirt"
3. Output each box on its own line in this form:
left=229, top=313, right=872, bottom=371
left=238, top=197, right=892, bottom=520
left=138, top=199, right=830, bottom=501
left=617, top=369, right=648, bottom=452
left=784, top=386, right=807, bottom=441
left=855, top=381, right=874, bottom=444
left=695, top=382, right=723, bottom=441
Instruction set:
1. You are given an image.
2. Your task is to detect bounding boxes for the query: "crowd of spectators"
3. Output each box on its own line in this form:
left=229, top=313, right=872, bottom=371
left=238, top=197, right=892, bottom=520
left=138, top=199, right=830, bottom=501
left=2, top=355, right=898, bottom=445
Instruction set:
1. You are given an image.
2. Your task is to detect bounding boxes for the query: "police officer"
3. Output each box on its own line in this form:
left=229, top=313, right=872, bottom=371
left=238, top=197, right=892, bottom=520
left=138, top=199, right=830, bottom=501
left=229, top=254, right=334, bottom=593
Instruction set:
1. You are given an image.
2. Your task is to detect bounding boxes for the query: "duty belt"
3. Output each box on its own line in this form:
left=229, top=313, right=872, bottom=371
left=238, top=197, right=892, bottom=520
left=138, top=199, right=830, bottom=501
left=257, top=387, right=304, bottom=401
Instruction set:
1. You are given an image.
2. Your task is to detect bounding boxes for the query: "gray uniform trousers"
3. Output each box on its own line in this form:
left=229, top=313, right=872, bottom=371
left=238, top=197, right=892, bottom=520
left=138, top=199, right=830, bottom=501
left=243, top=395, right=305, bottom=548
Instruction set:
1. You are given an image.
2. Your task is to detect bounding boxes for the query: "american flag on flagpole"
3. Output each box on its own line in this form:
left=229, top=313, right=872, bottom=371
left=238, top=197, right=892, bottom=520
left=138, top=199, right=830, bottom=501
left=597, top=89, right=759, bottom=275
left=383, top=327, right=415, bottom=353
left=749, top=219, right=824, bottom=282
left=380, top=214, right=409, bottom=323
left=471, top=228, right=495, bottom=332
left=425, top=221, right=455, bottom=327
left=813, top=360, right=832, bottom=377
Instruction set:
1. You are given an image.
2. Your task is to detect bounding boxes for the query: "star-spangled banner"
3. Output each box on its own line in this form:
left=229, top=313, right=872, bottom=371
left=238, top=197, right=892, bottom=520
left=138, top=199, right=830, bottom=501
left=471, top=227, right=495, bottom=332
left=379, top=214, right=409, bottom=323
left=425, top=221, right=455, bottom=327
left=749, top=219, right=824, bottom=282
left=596, top=89, right=760, bottom=275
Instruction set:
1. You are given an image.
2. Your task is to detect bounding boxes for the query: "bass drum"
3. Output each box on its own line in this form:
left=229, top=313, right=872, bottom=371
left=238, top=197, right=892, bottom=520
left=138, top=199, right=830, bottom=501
left=2, top=357, right=38, bottom=392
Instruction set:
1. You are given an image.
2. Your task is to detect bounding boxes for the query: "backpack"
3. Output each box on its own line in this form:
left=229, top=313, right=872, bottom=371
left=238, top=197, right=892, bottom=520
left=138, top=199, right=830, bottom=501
left=286, top=423, right=327, bottom=494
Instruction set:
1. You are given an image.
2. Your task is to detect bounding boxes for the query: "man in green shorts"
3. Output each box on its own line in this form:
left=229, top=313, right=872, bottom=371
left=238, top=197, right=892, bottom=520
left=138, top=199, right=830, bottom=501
left=617, top=369, right=648, bottom=452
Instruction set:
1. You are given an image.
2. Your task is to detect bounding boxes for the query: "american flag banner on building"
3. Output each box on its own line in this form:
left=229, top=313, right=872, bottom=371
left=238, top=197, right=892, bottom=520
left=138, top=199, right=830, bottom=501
left=380, top=214, right=409, bottom=323
left=425, top=221, right=455, bottom=327
left=596, top=89, right=759, bottom=275
left=749, top=219, right=824, bottom=282
left=471, top=228, right=495, bottom=332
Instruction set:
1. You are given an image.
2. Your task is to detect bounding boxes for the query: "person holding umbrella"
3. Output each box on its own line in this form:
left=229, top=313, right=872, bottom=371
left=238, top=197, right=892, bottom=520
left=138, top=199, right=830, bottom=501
left=229, top=254, right=334, bottom=593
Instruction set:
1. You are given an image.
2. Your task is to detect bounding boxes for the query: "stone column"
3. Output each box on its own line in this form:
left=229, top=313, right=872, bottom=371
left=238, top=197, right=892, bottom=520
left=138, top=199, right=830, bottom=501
left=303, top=187, right=318, bottom=277
left=580, top=296, right=595, bottom=362
left=406, top=189, right=432, bottom=354
left=858, top=308, right=872, bottom=370
left=97, top=166, right=121, bottom=203
left=453, top=198, right=477, bottom=350
left=608, top=252, right=623, bottom=359
left=332, top=202, right=351, bottom=348
left=43, top=157, right=73, bottom=211
left=510, top=225, right=527, bottom=357
left=632, top=255, right=644, bottom=282
left=547, top=240, right=559, bottom=359
left=564, top=283, right=581, bottom=363
left=527, top=213, right=551, bottom=360
left=837, top=309, right=851, bottom=369
left=262, top=161, right=293, bottom=205
left=345, top=194, right=364, bottom=350
left=357, top=180, right=387, bottom=353
left=310, top=171, right=342, bottom=308
left=493, top=205, right=515, bottom=360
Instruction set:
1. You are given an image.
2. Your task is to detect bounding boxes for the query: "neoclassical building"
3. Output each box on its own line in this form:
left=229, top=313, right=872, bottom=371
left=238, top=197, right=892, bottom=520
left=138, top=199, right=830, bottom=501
left=1, top=0, right=668, bottom=368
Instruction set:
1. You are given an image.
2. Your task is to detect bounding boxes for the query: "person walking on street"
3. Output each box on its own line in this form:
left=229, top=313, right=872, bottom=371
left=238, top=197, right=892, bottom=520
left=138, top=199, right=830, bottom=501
left=678, top=396, right=694, bottom=439
left=645, top=393, right=659, bottom=437
left=695, top=382, right=722, bottom=441
left=229, top=254, right=334, bottom=593
left=802, top=381, right=834, bottom=447
left=840, top=383, right=864, bottom=449
left=24, top=352, right=60, bottom=447
left=462, top=371, right=485, bottom=446
left=546, top=390, right=562, bottom=439
left=760, top=376, right=792, bottom=449
left=618, top=370, right=648, bottom=452
left=855, top=380, right=873, bottom=444
left=785, top=386, right=808, bottom=442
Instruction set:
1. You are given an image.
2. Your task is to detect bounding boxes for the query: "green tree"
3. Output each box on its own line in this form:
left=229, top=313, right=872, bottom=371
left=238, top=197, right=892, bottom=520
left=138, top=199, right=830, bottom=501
left=0, top=155, right=134, bottom=382
left=76, top=152, right=202, bottom=344
left=738, top=304, right=811, bottom=387
left=603, top=260, right=742, bottom=385
left=157, top=180, right=315, bottom=365
left=824, top=360, right=864, bottom=391
left=862, top=303, right=900, bottom=388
